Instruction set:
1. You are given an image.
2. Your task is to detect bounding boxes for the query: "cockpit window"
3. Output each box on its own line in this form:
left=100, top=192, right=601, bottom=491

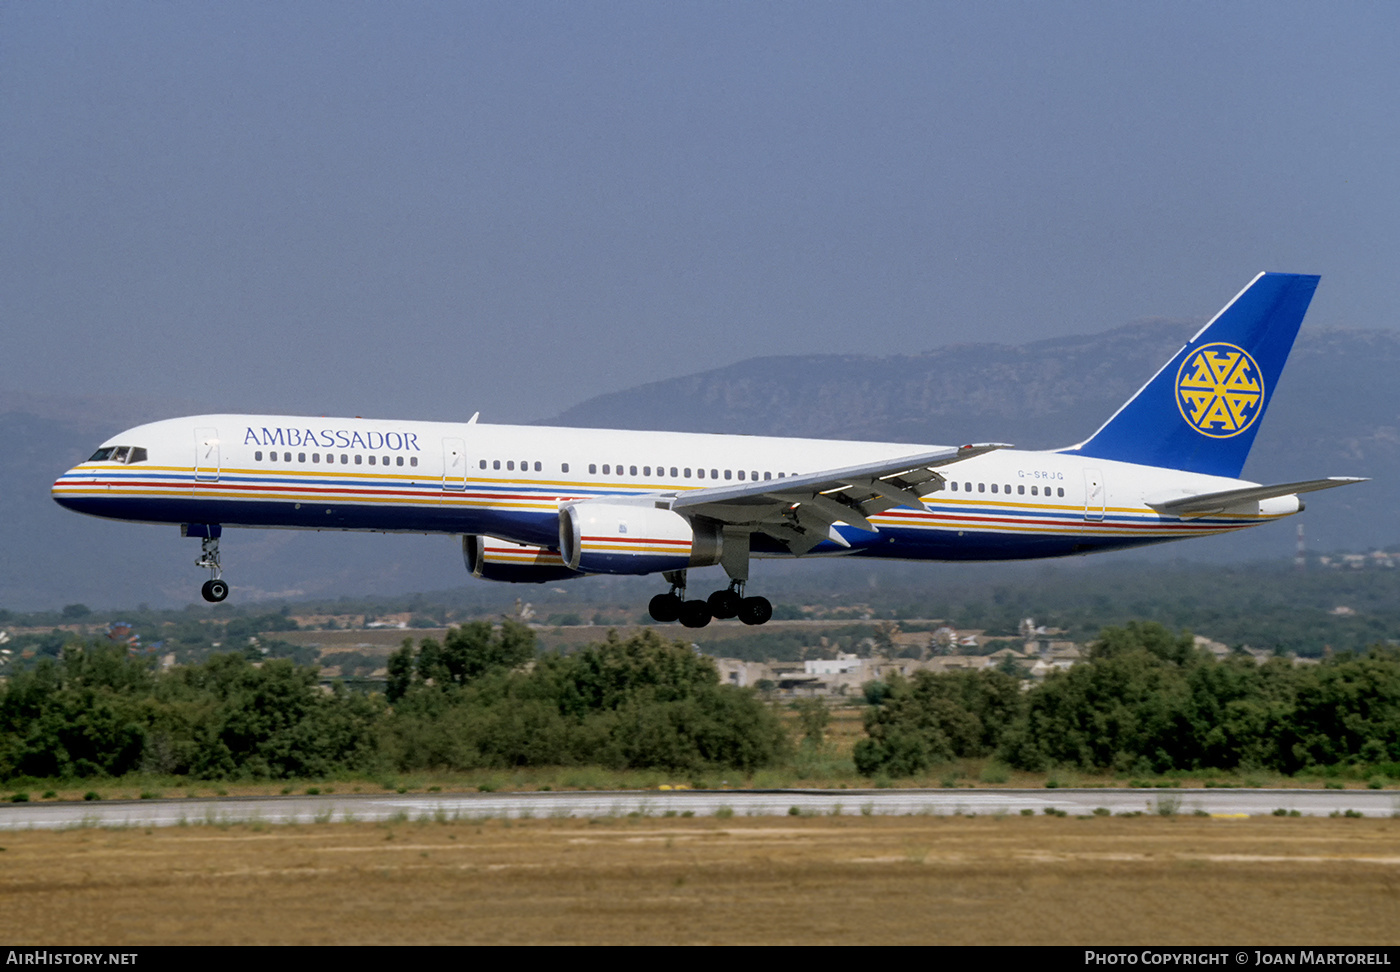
left=87, top=446, right=148, bottom=464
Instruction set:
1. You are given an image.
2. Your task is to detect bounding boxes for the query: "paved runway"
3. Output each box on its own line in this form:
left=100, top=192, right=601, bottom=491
left=2, top=786, right=1396, bottom=830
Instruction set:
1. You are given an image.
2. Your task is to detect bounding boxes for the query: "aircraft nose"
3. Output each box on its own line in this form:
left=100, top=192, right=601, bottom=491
left=52, top=466, right=87, bottom=511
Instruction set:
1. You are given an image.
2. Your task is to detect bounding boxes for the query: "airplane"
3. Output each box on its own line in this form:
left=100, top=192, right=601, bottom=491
left=52, top=272, right=1365, bottom=628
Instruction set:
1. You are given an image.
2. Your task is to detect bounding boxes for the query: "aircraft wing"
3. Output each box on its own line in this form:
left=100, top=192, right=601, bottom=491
left=669, top=443, right=1009, bottom=554
left=1147, top=476, right=1368, bottom=518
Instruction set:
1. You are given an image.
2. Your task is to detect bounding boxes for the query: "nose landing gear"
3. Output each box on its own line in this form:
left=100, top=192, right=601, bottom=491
left=184, top=524, right=229, bottom=603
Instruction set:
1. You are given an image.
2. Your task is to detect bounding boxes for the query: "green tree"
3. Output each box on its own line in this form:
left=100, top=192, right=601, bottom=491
left=385, top=640, right=415, bottom=703
left=440, top=620, right=535, bottom=686
left=1002, top=623, right=1199, bottom=772
left=855, top=668, right=1024, bottom=777
left=794, top=697, right=830, bottom=747
left=380, top=629, right=788, bottom=774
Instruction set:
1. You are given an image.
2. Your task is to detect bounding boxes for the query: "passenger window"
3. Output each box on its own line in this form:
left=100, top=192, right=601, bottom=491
left=644, top=466, right=651, bottom=477
left=410, top=457, right=418, bottom=467
left=397, top=456, right=404, bottom=467
left=737, top=470, right=745, bottom=480
left=697, top=469, right=705, bottom=479
left=1017, top=485, right=1024, bottom=495
left=507, top=461, right=514, bottom=471
left=270, top=452, right=278, bottom=462
left=670, top=467, right=678, bottom=477
left=354, top=455, right=362, bottom=465
left=590, top=464, right=598, bottom=474
left=369, top=455, right=376, bottom=465
left=711, top=469, right=719, bottom=479
left=1057, top=487, right=1064, bottom=497
left=298, top=453, right=305, bottom=463
left=991, top=484, right=998, bottom=493
left=751, top=471, right=758, bottom=481
left=684, top=468, right=691, bottom=478
left=494, top=460, right=501, bottom=470
left=534, top=461, right=541, bottom=472
left=256, top=451, right=264, bottom=461
left=562, top=463, right=569, bottom=473
left=763, top=472, right=771, bottom=481
left=479, top=459, right=487, bottom=469
left=950, top=481, right=957, bottom=491
left=630, top=465, right=637, bottom=476
left=978, top=483, right=985, bottom=493
left=603, top=464, right=610, bottom=475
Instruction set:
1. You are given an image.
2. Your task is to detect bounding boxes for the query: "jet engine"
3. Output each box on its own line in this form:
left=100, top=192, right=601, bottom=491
left=558, top=503, right=723, bottom=575
left=462, top=535, right=587, bottom=583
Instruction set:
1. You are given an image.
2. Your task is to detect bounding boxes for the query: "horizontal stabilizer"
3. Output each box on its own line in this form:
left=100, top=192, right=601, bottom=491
left=1148, top=477, right=1367, bottom=517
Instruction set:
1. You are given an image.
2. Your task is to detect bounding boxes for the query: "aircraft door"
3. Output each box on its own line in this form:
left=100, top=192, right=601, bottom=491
left=1083, top=468, right=1105, bottom=522
left=195, top=427, right=220, bottom=483
left=442, top=438, right=467, bottom=491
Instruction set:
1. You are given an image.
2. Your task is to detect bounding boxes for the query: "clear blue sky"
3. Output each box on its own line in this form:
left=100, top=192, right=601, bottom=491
left=5, top=1, right=1397, bottom=424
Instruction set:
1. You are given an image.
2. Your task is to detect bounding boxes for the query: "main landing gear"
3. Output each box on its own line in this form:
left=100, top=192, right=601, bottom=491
left=647, top=570, right=773, bottom=628
left=186, top=524, right=229, bottom=603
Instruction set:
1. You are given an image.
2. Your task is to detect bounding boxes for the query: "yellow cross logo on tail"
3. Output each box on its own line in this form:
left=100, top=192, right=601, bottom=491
left=1174, top=342, right=1264, bottom=438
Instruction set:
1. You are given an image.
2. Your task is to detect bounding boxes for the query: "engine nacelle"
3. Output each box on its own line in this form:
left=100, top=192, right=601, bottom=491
left=463, top=535, right=588, bottom=584
left=559, top=503, right=722, bottom=575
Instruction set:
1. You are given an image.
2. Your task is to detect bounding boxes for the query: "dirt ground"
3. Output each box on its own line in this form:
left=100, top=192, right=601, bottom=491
left=1, top=814, right=1397, bottom=945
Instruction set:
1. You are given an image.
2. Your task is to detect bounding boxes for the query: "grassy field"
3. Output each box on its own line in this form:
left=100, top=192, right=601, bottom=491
left=1, top=814, right=1397, bottom=944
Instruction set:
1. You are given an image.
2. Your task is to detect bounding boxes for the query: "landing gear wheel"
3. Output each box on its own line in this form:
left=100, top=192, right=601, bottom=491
left=679, top=599, right=713, bottom=629
left=201, top=578, right=229, bottom=603
left=737, top=595, right=772, bottom=626
left=707, top=588, right=741, bottom=620
left=648, top=592, right=683, bottom=623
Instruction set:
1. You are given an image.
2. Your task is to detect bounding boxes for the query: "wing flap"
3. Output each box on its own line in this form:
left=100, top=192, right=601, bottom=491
left=670, top=442, right=1010, bottom=549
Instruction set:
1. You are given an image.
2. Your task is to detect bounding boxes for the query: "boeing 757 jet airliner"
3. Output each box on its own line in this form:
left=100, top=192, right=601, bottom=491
left=53, top=273, right=1364, bottom=627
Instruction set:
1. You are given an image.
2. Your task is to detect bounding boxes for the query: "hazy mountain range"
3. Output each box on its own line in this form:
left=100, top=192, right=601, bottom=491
left=3, top=322, right=1392, bottom=610
left=549, top=321, right=1394, bottom=556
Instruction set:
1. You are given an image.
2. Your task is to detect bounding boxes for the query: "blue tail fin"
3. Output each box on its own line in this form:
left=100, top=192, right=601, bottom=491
left=1065, top=272, right=1320, bottom=478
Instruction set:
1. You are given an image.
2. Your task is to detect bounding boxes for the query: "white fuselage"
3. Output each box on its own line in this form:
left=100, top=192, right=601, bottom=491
left=52, top=413, right=1295, bottom=564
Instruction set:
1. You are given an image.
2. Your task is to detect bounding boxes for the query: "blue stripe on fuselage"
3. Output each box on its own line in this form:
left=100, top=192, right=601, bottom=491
left=54, top=471, right=1253, bottom=562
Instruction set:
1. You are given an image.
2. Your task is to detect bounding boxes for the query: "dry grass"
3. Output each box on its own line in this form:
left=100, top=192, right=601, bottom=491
left=0, top=815, right=1397, bottom=944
